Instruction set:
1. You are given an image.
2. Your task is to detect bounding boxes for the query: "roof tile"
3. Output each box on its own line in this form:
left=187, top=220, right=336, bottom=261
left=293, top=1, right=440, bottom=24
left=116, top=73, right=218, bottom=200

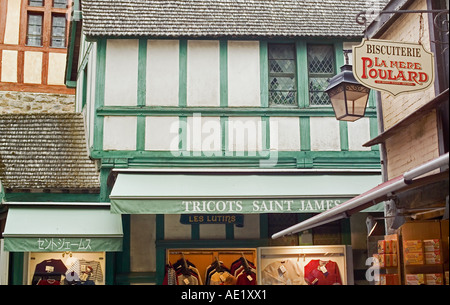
left=0, top=113, right=100, bottom=191
left=81, top=0, right=388, bottom=38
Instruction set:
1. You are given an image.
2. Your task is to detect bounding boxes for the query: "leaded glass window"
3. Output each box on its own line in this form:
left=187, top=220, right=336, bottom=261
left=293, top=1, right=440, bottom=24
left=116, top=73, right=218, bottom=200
left=27, top=14, right=43, bottom=46
left=51, top=14, right=66, bottom=47
left=307, top=45, right=335, bottom=106
left=268, top=44, right=297, bottom=107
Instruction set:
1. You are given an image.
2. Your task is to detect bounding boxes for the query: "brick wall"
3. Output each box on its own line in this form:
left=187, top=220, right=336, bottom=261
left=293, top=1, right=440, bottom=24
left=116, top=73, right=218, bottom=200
left=385, top=111, right=439, bottom=179
left=379, top=0, right=435, bottom=129
left=378, top=0, right=440, bottom=178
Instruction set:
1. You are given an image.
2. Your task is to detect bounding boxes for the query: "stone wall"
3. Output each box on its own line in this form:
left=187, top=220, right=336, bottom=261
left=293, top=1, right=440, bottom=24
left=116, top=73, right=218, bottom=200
left=0, top=91, right=75, bottom=113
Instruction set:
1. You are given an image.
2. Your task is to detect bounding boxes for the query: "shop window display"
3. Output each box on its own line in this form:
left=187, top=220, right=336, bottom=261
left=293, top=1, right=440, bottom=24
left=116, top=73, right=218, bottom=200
left=258, top=245, right=353, bottom=285
left=28, top=252, right=106, bottom=285
left=164, top=249, right=257, bottom=285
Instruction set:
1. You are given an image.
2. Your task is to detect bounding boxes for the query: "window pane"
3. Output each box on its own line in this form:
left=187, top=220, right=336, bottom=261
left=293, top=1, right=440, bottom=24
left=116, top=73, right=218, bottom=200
left=27, top=14, right=43, bottom=46
left=53, top=0, right=67, bottom=8
left=51, top=15, right=66, bottom=47
left=268, top=44, right=297, bottom=107
left=307, top=45, right=335, bottom=106
left=307, top=45, right=335, bottom=74
left=269, top=59, right=296, bottom=74
left=29, top=0, right=44, bottom=6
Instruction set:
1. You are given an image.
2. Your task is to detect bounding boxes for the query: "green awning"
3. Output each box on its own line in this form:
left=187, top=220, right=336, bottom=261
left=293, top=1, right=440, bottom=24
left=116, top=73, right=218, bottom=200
left=109, top=172, right=383, bottom=214
left=3, top=206, right=123, bottom=252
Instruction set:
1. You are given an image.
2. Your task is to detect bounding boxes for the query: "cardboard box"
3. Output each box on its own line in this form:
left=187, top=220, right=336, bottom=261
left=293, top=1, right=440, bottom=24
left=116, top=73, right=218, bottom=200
left=378, top=240, right=386, bottom=254
left=403, top=240, right=423, bottom=253
left=423, top=239, right=440, bottom=252
left=373, top=254, right=385, bottom=267
left=404, top=252, right=424, bottom=265
left=388, top=240, right=397, bottom=254
left=379, top=239, right=398, bottom=254
left=406, top=274, right=425, bottom=285
left=389, top=254, right=398, bottom=267
left=425, top=250, right=441, bottom=264
left=425, top=273, right=443, bottom=285
left=380, top=274, right=399, bottom=285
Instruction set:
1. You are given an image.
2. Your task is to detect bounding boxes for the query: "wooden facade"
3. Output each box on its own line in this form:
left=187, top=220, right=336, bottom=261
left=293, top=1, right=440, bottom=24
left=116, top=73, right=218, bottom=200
left=0, top=0, right=74, bottom=94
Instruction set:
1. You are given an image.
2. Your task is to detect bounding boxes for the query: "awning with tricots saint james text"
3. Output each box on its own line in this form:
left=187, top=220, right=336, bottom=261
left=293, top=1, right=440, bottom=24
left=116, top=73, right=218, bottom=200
left=108, top=170, right=383, bottom=214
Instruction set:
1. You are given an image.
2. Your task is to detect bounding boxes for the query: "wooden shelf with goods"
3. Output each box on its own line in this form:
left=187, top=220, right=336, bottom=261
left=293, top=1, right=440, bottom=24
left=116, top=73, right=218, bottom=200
left=399, top=220, right=448, bottom=285
left=373, top=234, right=401, bottom=285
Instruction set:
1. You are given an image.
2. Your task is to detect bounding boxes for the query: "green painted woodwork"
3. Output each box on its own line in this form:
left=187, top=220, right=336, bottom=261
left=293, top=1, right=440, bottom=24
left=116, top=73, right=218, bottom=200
left=93, top=39, right=106, bottom=152
left=340, top=121, right=349, bottom=151
left=300, top=117, right=311, bottom=151
left=296, top=41, right=309, bottom=108
left=94, top=150, right=380, bottom=169
left=259, top=41, right=269, bottom=107
left=96, top=105, right=377, bottom=117
left=220, top=40, right=228, bottom=107
left=65, top=19, right=78, bottom=88
left=10, top=252, right=24, bottom=285
left=178, top=40, right=188, bottom=107
left=137, top=39, right=147, bottom=106
left=5, top=192, right=100, bottom=202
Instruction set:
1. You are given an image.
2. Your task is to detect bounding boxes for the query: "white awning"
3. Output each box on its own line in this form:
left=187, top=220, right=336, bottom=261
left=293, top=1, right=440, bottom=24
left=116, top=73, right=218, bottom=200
left=272, top=153, right=449, bottom=239
left=3, top=205, right=123, bottom=252
left=109, top=170, right=382, bottom=214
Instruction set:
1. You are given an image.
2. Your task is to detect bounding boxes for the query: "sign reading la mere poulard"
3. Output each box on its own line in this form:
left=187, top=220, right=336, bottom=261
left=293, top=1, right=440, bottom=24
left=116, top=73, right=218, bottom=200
left=353, top=39, right=434, bottom=96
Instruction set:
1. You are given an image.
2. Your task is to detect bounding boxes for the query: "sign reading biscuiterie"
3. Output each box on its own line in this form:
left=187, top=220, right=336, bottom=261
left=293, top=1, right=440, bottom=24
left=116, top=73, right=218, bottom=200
left=353, top=39, right=434, bottom=96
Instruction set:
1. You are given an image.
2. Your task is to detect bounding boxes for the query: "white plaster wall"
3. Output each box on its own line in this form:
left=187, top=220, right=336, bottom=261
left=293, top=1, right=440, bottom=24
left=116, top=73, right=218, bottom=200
left=3, top=0, right=21, bottom=45
left=23, top=51, right=42, bottom=84
left=103, top=116, right=137, bottom=150
left=130, top=215, right=156, bottom=272
left=186, top=116, right=221, bottom=152
left=1, top=50, right=17, bottom=82
left=348, top=118, right=372, bottom=151
left=310, top=117, right=341, bottom=151
left=227, top=41, right=261, bottom=107
left=200, top=224, right=226, bottom=239
left=270, top=117, right=300, bottom=151
left=47, top=53, right=67, bottom=85
left=228, top=117, right=262, bottom=151
left=104, top=39, right=139, bottom=106
left=75, top=35, right=89, bottom=112
left=234, top=214, right=260, bottom=239
left=146, top=40, right=179, bottom=106
left=187, top=40, right=220, bottom=107
left=145, top=116, right=179, bottom=151
left=164, top=215, right=191, bottom=239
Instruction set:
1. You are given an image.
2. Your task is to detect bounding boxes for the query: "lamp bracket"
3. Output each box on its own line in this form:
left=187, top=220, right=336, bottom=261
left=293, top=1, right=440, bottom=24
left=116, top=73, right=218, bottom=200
left=356, top=9, right=449, bottom=49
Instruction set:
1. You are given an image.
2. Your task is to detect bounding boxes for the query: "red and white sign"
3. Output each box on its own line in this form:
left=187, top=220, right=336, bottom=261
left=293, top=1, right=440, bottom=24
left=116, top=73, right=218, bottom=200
left=353, top=39, right=434, bottom=96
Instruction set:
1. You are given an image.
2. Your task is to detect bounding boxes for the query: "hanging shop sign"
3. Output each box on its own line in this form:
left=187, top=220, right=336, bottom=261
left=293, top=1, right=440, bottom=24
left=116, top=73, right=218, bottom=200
left=353, top=39, right=434, bottom=96
left=180, top=214, right=245, bottom=227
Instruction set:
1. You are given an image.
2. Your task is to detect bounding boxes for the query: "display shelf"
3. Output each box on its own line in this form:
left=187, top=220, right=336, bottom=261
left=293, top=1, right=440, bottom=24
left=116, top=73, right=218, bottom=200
left=166, top=248, right=257, bottom=285
left=27, top=251, right=106, bottom=285
left=257, top=245, right=353, bottom=285
left=399, top=220, right=447, bottom=285
left=373, top=234, right=401, bottom=285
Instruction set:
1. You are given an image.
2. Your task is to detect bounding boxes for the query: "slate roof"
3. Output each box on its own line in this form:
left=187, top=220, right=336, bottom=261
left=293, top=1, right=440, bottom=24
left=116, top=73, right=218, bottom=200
left=0, top=113, right=100, bottom=192
left=81, top=0, right=383, bottom=38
